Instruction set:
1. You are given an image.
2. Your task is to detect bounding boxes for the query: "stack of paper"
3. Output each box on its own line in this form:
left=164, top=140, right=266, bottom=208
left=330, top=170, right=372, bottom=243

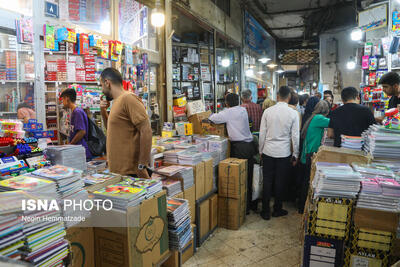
left=341, top=135, right=363, bottom=150
left=0, top=191, right=27, bottom=260
left=178, top=150, right=202, bottom=166
left=357, top=178, right=400, bottom=212
left=172, top=167, right=194, bottom=190
left=46, top=145, right=87, bottom=171
left=173, top=143, right=196, bottom=150
left=162, top=179, right=182, bottom=197
left=122, top=178, right=163, bottom=199
left=377, top=178, right=400, bottom=197
left=92, top=183, right=146, bottom=210
left=83, top=172, right=120, bottom=186
left=86, top=160, right=107, bottom=174
left=363, top=125, right=400, bottom=159
left=163, top=150, right=184, bottom=164
left=167, top=198, right=192, bottom=250
left=312, top=162, right=362, bottom=199
left=32, top=165, right=90, bottom=228
left=156, top=165, right=187, bottom=177
left=352, top=163, right=395, bottom=179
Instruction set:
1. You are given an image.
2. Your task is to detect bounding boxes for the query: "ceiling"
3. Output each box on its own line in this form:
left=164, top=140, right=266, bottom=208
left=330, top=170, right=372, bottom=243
left=241, top=0, right=364, bottom=64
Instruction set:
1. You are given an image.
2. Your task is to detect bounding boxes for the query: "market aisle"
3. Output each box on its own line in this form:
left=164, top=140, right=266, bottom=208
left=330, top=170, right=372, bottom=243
left=184, top=205, right=303, bottom=267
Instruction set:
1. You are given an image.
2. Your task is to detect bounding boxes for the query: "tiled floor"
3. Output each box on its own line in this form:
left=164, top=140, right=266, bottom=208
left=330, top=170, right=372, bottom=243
left=184, top=204, right=303, bottom=267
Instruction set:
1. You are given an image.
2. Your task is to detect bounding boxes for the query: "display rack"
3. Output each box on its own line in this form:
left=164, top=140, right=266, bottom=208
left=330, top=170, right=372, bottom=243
left=0, top=33, right=34, bottom=118
left=172, top=41, right=214, bottom=112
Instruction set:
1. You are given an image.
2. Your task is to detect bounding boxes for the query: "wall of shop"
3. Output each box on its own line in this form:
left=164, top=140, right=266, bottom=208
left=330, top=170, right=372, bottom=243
left=319, top=28, right=361, bottom=100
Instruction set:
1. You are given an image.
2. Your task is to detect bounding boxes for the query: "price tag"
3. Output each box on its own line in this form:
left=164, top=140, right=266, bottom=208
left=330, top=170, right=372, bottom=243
left=353, top=257, right=369, bottom=267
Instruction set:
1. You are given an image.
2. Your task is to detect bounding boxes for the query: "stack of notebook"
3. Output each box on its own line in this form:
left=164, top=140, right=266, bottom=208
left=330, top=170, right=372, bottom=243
left=163, top=150, right=184, bottom=164
left=83, top=172, right=120, bottom=186
left=121, top=178, right=163, bottom=199
left=32, top=165, right=90, bottom=228
left=0, top=175, right=57, bottom=200
left=363, top=125, right=400, bottom=159
left=312, top=162, right=362, bottom=199
left=167, top=198, right=192, bottom=250
left=162, top=179, right=182, bottom=197
left=92, top=183, right=146, bottom=210
left=46, top=145, right=87, bottom=171
left=171, top=167, right=194, bottom=191
left=0, top=191, right=27, bottom=260
left=178, top=150, right=202, bottom=166
left=341, top=135, right=363, bottom=150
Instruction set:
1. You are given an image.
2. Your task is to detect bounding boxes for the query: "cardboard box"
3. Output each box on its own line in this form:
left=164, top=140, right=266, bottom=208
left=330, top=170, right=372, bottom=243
left=203, top=159, right=213, bottom=195
left=303, top=235, right=344, bottom=267
left=350, top=227, right=394, bottom=252
left=161, top=239, right=194, bottom=267
left=218, top=158, right=247, bottom=199
left=184, top=185, right=196, bottom=224
left=354, top=208, right=400, bottom=233
left=66, top=227, right=94, bottom=267
left=393, top=238, right=400, bottom=258
left=186, top=100, right=206, bottom=117
left=93, top=191, right=169, bottom=267
left=218, top=196, right=246, bottom=230
left=209, top=194, right=218, bottom=230
left=188, top=111, right=211, bottom=134
left=201, top=122, right=227, bottom=137
left=173, top=192, right=184, bottom=199
left=198, top=200, right=210, bottom=240
left=194, top=161, right=205, bottom=200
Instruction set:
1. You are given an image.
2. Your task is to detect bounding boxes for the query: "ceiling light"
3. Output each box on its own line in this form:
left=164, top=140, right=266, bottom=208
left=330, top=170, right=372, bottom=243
left=350, top=28, right=363, bottom=41
left=267, top=63, right=278, bottom=69
left=312, top=82, right=317, bottom=87
left=276, top=69, right=284, bottom=74
left=346, top=58, right=356, bottom=70
left=258, top=71, right=266, bottom=75
left=151, top=7, right=165, bottom=27
left=245, top=69, right=254, bottom=77
left=221, top=57, right=231, bottom=67
left=258, top=57, right=271, bottom=64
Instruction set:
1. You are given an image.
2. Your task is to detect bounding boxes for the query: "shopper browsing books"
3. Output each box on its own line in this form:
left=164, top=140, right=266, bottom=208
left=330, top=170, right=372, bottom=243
left=60, top=89, right=92, bottom=161
left=259, top=86, right=300, bottom=220
left=299, top=100, right=330, bottom=213
left=100, top=68, right=152, bottom=178
left=328, top=87, right=375, bottom=147
left=209, top=93, right=257, bottom=214
left=379, top=72, right=400, bottom=110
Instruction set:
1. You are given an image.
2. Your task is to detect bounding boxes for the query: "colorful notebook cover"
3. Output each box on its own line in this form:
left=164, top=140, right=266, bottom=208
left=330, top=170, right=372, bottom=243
left=0, top=176, right=54, bottom=191
left=93, top=184, right=145, bottom=200
left=32, top=165, right=80, bottom=180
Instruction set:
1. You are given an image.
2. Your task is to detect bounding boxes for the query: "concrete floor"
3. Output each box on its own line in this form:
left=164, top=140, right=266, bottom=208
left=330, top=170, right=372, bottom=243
left=184, top=204, right=303, bottom=267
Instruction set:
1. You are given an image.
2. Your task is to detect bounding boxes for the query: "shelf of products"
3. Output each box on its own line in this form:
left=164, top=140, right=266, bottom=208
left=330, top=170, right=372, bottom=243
left=0, top=33, right=34, bottom=118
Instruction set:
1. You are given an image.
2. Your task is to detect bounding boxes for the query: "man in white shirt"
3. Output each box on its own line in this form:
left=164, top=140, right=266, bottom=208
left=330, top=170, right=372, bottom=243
left=259, top=86, right=300, bottom=220
left=209, top=93, right=257, bottom=213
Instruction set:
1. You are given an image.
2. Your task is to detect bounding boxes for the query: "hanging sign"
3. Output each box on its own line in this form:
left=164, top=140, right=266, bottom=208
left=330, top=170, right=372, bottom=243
left=244, top=11, right=275, bottom=56
left=358, top=4, right=387, bottom=32
left=45, top=1, right=59, bottom=18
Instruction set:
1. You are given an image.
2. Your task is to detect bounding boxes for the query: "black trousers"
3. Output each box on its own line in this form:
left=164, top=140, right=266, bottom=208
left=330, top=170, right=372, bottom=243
left=298, top=154, right=313, bottom=213
left=231, top=141, right=256, bottom=211
left=261, top=154, right=291, bottom=214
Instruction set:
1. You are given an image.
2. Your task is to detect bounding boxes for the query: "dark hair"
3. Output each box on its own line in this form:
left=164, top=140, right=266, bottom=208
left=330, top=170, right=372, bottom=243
left=341, top=87, right=359, bottom=103
left=278, top=86, right=291, bottom=100
left=225, top=93, right=239, bottom=107
left=288, top=90, right=299, bottom=105
left=379, top=72, right=400, bottom=86
left=60, top=89, right=77, bottom=103
left=299, top=94, right=310, bottom=106
left=100, top=67, right=123, bottom=85
left=17, top=102, right=31, bottom=110
left=323, top=90, right=334, bottom=99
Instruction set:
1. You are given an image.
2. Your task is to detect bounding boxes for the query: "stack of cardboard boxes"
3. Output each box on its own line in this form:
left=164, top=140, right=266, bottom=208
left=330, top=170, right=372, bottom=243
left=218, top=158, right=247, bottom=230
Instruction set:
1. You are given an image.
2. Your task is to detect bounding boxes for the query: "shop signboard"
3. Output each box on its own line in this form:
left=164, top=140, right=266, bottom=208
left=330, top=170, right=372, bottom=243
left=45, top=1, right=59, bottom=18
left=244, top=11, right=275, bottom=56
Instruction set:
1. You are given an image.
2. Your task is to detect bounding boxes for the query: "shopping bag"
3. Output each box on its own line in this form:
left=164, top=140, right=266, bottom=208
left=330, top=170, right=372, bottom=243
left=252, top=164, right=263, bottom=201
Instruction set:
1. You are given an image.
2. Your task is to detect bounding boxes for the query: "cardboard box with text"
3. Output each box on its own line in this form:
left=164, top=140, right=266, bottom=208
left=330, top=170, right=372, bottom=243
left=218, top=158, right=247, bottom=199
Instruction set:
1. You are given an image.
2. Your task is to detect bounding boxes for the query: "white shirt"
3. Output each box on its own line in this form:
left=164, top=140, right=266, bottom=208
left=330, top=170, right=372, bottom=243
left=209, top=106, right=253, bottom=142
left=259, top=102, right=300, bottom=158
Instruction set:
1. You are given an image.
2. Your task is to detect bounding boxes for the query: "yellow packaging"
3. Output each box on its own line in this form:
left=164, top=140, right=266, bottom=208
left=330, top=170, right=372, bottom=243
left=184, top=123, right=193, bottom=135
left=162, top=131, right=173, bottom=138
left=173, top=97, right=187, bottom=107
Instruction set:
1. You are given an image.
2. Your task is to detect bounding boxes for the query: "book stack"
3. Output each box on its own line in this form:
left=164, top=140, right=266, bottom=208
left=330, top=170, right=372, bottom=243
left=173, top=167, right=194, bottom=190
left=156, top=165, right=187, bottom=177
left=363, top=125, right=400, bottom=159
left=122, top=178, right=163, bottom=199
left=32, top=165, right=90, bottom=228
left=21, top=221, right=69, bottom=267
left=357, top=178, right=400, bottom=212
left=0, top=175, right=58, bottom=199
left=92, top=183, right=146, bottom=210
left=178, top=150, right=202, bottom=166
left=83, top=172, right=119, bottom=186
left=173, top=143, right=196, bottom=150
left=166, top=198, right=192, bottom=250
left=377, top=178, right=400, bottom=197
left=0, top=191, right=27, bottom=260
left=312, top=162, right=362, bottom=199
left=352, top=163, right=395, bottom=179
left=162, top=179, right=182, bottom=197
left=341, top=135, right=363, bottom=150
left=86, top=160, right=107, bottom=174
left=46, top=145, right=87, bottom=171
left=321, top=129, right=334, bottom=146
left=163, top=150, right=184, bottom=164
left=208, top=136, right=229, bottom=162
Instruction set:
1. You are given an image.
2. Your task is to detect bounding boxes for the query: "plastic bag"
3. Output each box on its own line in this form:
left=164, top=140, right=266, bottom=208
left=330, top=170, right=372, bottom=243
left=252, top=164, right=263, bottom=201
